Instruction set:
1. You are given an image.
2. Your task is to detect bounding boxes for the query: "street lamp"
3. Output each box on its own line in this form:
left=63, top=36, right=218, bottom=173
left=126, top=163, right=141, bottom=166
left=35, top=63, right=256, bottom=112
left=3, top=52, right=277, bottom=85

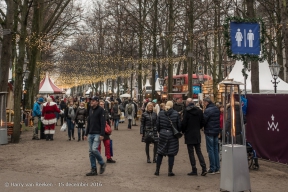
left=269, top=62, right=280, bottom=93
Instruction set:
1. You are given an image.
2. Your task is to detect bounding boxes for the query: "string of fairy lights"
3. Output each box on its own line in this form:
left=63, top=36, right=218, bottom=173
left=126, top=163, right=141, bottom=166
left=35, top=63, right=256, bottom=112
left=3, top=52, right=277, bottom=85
left=22, top=20, right=285, bottom=89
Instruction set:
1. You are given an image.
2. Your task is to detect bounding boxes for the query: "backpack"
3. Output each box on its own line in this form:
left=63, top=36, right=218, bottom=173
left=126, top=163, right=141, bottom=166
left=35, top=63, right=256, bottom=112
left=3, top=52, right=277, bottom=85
left=127, top=103, right=133, bottom=115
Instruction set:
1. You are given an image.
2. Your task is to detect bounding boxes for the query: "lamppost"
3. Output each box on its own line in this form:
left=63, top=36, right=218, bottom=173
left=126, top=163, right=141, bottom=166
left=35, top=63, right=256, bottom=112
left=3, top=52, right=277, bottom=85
left=269, top=61, right=280, bottom=93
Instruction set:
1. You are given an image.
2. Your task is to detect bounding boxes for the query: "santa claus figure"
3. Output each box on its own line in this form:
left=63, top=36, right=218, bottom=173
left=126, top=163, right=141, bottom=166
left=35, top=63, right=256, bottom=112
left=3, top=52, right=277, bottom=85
left=41, top=96, right=62, bottom=141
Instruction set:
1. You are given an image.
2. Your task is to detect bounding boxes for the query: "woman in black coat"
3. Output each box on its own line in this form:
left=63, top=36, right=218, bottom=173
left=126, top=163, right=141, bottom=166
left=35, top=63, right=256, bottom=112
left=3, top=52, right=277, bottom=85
left=140, top=102, right=158, bottom=163
left=155, top=101, right=181, bottom=176
left=75, top=102, right=87, bottom=141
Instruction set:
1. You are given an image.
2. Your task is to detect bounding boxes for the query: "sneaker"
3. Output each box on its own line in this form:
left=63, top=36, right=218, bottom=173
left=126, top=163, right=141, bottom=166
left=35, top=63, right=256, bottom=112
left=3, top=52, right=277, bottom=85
left=215, top=170, right=220, bottom=174
left=107, top=158, right=116, bottom=163
left=86, top=169, right=97, bottom=176
left=207, top=170, right=215, bottom=175
left=201, top=170, right=207, bottom=176
left=100, top=163, right=106, bottom=174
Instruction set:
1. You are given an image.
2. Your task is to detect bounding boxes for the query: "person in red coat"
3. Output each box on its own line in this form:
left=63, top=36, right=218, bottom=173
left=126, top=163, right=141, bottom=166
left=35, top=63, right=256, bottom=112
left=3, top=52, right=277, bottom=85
left=41, top=96, right=62, bottom=141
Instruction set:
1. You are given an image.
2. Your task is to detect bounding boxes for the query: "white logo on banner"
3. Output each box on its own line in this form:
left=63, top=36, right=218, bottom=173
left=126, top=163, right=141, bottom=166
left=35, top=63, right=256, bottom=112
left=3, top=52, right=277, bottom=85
left=268, top=114, right=279, bottom=132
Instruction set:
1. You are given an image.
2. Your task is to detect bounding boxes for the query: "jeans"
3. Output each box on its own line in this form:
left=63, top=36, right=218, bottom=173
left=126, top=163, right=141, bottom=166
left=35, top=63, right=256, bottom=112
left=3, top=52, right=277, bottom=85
left=114, top=119, right=119, bottom=128
left=187, top=144, right=206, bottom=171
left=205, top=135, right=220, bottom=172
left=88, top=134, right=105, bottom=169
left=66, top=119, right=75, bottom=139
left=78, top=128, right=85, bottom=140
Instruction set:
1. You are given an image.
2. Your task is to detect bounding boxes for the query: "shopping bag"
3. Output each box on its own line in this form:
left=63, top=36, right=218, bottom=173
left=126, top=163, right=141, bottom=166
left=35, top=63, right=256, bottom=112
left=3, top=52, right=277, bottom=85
left=110, top=139, right=113, bottom=157
left=60, top=123, right=67, bottom=131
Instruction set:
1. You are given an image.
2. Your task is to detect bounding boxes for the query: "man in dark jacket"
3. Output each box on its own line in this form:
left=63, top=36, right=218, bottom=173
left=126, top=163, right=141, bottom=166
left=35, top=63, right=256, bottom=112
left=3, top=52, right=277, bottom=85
left=59, top=99, right=67, bottom=126
left=84, top=96, right=106, bottom=176
left=173, top=98, right=184, bottom=116
left=182, top=98, right=207, bottom=176
left=203, top=97, right=220, bottom=175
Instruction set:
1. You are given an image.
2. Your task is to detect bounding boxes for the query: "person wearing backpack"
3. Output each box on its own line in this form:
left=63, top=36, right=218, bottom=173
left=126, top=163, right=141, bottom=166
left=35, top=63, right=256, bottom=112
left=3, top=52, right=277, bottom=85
left=64, top=100, right=77, bottom=141
left=125, top=99, right=135, bottom=129
left=111, top=101, right=121, bottom=130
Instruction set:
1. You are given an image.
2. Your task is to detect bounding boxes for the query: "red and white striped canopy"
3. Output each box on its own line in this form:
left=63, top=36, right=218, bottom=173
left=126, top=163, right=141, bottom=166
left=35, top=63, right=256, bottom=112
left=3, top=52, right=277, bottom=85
left=39, top=72, right=63, bottom=94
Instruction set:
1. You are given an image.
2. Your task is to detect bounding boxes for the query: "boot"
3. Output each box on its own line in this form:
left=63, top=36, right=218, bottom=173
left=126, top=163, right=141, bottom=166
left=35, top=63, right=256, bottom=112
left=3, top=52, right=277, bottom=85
left=46, top=134, right=49, bottom=141
left=146, top=144, right=151, bottom=163
left=168, top=165, right=175, bottom=176
left=50, top=134, right=54, bottom=141
left=154, top=164, right=161, bottom=176
left=188, top=167, right=197, bottom=176
left=86, top=168, right=97, bottom=176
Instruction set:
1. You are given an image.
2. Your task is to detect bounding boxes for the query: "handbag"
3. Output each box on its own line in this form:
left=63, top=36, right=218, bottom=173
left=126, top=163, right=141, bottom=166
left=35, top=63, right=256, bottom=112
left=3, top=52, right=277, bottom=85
left=105, top=122, right=112, bottom=135
left=60, top=123, right=67, bottom=132
left=166, top=115, right=182, bottom=139
left=144, top=127, right=155, bottom=143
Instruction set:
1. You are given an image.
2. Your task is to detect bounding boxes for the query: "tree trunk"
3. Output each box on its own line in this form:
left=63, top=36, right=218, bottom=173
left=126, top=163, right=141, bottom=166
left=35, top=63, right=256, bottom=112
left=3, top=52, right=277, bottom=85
left=246, top=0, right=259, bottom=93
left=151, top=0, right=158, bottom=100
left=12, top=0, right=29, bottom=143
left=281, top=0, right=288, bottom=82
left=167, top=0, right=174, bottom=100
left=187, top=0, right=194, bottom=98
left=0, top=1, right=14, bottom=92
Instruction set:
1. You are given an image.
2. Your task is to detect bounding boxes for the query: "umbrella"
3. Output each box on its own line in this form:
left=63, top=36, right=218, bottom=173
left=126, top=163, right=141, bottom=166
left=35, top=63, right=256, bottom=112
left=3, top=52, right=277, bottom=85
left=120, top=93, right=131, bottom=98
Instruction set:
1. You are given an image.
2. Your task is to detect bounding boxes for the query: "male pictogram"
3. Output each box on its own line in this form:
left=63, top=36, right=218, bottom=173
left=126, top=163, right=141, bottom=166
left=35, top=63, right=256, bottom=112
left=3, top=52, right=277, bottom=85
left=247, top=29, right=254, bottom=47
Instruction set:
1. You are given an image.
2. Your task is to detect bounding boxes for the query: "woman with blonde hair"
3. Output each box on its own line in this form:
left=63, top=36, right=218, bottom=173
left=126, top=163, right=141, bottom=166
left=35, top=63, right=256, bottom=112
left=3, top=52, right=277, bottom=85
left=140, top=102, right=158, bottom=163
left=155, top=101, right=181, bottom=176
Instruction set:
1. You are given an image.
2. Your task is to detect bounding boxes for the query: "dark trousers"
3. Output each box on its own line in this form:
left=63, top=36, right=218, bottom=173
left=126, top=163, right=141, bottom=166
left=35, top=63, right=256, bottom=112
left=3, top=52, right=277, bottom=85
left=128, top=119, right=132, bottom=129
left=60, top=116, right=64, bottom=126
left=187, top=144, right=206, bottom=171
left=145, top=142, right=157, bottom=159
left=157, top=154, right=174, bottom=166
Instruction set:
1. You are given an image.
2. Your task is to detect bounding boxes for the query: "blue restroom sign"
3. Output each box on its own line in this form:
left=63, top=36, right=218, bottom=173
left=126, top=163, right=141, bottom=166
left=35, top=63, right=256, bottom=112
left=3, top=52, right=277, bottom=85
left=230, top=22, right=260, bottom=55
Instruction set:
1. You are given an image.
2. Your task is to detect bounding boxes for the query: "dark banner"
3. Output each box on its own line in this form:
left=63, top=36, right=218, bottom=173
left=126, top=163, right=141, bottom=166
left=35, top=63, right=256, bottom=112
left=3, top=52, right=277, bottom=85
left=246, top=94, right=288, bottom=164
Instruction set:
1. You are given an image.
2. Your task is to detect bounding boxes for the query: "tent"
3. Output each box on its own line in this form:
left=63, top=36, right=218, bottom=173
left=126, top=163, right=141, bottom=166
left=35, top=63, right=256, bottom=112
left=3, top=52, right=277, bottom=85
left=226, top=60, right=288, bottom=93
left=39, top=72, right=63, bottom=94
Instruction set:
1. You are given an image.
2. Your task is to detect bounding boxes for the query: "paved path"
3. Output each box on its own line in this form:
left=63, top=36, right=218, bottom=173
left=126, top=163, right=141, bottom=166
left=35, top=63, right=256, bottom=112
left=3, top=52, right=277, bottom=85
left=0, top=120, right=288, bottom=192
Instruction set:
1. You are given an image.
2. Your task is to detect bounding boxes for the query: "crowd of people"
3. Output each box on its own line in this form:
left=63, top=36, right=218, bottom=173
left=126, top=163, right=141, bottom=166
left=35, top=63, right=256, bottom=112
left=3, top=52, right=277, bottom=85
left=31, top=94, right=229, bottom=177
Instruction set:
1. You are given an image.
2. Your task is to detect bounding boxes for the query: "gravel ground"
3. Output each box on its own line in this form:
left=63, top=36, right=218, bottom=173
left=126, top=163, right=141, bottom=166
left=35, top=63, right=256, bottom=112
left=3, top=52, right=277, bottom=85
left=0, top=120, right=288, bottom=192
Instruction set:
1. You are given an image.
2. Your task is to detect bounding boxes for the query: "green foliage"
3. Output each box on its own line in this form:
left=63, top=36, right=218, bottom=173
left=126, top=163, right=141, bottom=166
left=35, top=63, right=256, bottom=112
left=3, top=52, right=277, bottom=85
left=223, top=16, right=267, bottom=79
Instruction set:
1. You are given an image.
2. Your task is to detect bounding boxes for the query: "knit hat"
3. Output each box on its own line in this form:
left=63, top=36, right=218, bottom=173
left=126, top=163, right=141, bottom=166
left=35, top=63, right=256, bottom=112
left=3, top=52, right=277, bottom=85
left=37, top=98, right=44, bottom=103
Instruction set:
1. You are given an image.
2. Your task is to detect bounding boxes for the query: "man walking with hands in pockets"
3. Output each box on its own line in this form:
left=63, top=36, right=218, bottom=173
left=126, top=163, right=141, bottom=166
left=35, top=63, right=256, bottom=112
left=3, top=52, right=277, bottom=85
left=84, top=96, right=106, bottom=176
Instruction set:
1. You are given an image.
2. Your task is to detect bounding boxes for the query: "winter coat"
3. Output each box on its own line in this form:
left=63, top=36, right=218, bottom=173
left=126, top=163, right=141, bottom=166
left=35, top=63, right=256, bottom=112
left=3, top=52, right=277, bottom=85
left=75, top=107, right=87, bottom=121
left=32, top=102, right=42, bottom=117
left=140, top=111, right=158, bottom=143
left=203, top=103, right=220, bottom=137
left=173, top=102, right=184, bottom=114
left=86, top=105, right=105, bottom=137
left=156, top=108, right=181, bottom=156
left=111, top=104, right=120, bottom=120
left=64, top=105, right=77, bottom=121
left=125, top=103, right=135, bottom=119
left=181, top=104, right=204, bottom=145
left=103, top=109, right=111, bottom=140
left=220, top=112, right=224, bottom=129
left=133, top=101, right=138, bottom=118
left=41, top=102, right=60, bottom=125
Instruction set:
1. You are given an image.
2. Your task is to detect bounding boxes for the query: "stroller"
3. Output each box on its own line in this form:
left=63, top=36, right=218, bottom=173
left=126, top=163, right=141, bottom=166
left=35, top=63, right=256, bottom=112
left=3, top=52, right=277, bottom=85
left=246, top=141, right=259, bottom=170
